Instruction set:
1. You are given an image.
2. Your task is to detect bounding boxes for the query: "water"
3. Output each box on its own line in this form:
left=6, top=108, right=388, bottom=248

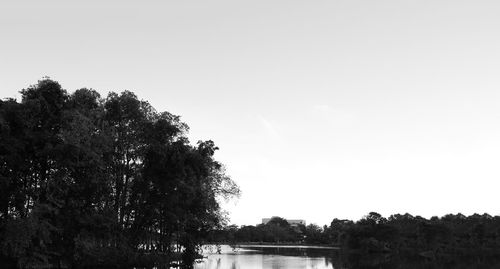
left=194, top=245, right=337, bottom=269
left=193, top=245, right=500, bottom=269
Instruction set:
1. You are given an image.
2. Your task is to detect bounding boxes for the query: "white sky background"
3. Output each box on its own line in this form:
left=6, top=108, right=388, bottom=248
left=2, top=0, right=500, bottom=226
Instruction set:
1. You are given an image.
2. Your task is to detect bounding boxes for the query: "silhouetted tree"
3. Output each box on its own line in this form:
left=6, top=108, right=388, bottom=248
left=0, top=79, right=239, bottom=269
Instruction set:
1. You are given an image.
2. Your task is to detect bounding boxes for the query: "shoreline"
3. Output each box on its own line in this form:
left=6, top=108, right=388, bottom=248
left=218, top=242, right=340, bottom=250
left=234, top=244, right=339, bottom=250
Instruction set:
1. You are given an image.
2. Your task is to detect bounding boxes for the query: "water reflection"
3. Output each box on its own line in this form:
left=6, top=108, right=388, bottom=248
left=195, top=245, right=334, bottom=269
left=194, top=245, right=500, bottom=269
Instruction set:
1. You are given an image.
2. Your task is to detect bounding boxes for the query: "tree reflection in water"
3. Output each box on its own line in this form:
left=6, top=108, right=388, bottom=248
left=195, top=245, right=500, bottom=269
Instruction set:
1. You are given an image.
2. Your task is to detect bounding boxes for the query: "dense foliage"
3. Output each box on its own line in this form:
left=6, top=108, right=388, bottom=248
left=333, top=212, right=500, bottom=257
left=208, top=216, right=329, bottom=245
left=211, top=213, right=500, bottom=258
left=0, top=79, right=239, bottom=269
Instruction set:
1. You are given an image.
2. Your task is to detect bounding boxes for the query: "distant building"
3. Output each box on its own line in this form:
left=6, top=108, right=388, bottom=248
left=262, top=217, right=306, bottom=227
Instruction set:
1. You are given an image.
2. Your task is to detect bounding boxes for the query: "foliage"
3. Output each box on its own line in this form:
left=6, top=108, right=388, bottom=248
left=208, top=216, right=312, bottom=245
left=0, top=79, right=239, bottom=269
left=331, top=212, right=500, bottom=257
left=209, top=212, right=500, bottom=258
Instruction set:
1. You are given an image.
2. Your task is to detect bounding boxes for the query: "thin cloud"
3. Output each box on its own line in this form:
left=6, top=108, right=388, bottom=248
left=258, top=115, right=281, bottom=141
left=311, top=104, right=357, bottom=127
left=312, top=104, right=332, bottom=114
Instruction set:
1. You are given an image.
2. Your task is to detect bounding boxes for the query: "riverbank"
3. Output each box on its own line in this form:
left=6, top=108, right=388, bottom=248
left=232, top=243, right=340, bottom=249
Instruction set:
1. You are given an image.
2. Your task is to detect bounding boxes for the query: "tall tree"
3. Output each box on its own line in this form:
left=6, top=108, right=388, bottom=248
left=0, top=79, right=239, bottom=269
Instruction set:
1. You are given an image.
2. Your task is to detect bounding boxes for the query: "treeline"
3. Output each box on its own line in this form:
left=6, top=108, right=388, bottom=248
left=0, top=79, right=239, bottom=269
left=332, top=212, right=500, bottom=257
left=210, top=213, right=500, bottom=257
left=208, top=217, right=330, bottom=245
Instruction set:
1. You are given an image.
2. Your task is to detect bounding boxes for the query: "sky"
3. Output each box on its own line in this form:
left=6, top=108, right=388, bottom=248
left=2, top=0, right=500, bottom=226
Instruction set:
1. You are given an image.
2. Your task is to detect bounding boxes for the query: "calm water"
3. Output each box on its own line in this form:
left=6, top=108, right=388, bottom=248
left=193, top=245, right=500, bottom=269
left=194, top=245, right=336, bottom=269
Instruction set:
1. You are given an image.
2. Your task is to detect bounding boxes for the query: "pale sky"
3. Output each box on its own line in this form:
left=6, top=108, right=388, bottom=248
left=2, top=0, right=500, bottom=226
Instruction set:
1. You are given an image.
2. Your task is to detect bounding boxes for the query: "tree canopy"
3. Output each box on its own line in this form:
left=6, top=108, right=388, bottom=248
left=210, top=212, right=500, bottom=259
left=0, top=79, right=239, bottom=269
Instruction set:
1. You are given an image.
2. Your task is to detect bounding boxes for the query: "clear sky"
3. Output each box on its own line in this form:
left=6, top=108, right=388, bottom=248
left=2, top=0, right=500, bottom=226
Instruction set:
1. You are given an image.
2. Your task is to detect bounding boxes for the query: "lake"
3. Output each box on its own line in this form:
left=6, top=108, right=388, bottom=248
left=194, top=245, right=340, bottom=269
left=193, top=245, right=500, bottom=269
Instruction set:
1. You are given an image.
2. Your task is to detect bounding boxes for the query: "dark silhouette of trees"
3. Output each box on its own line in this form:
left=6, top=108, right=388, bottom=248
left=209, top=212, right=500, bottom=260
left=266, top=217, right=289, bottom=227
left=328, top=212, right=500, bottom=258
left=0, top=79, right=239, bottom=269
left=304, top=224, right=329, bottom=245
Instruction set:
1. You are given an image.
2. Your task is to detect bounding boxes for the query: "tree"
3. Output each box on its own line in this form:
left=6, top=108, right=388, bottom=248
left=0, top=79, right=239, bottom=269
left=266, top=217, right=290, bottom=228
